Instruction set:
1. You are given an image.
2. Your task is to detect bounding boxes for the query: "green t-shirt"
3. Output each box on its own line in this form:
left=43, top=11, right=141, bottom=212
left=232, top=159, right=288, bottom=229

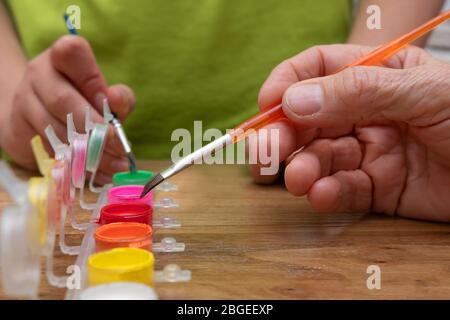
left=7, top=0, right=351, bottom=159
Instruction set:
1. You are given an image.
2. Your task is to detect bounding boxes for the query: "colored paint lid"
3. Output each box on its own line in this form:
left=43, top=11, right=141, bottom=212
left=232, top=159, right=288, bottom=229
left=86, top=124, right=108, bottom=173
left=95, top=222, right=152, bottom=252
left=71, top=135, right=88, bottom=188
left=52, top=158, right=71, bottom=206
left=80, top=282, right=158, bottom=300
left=113, top=170, right=154, bottom=186
left=99, top=203, right=152, bottom=225
left=28, top=177, right=51, bottom=246
left=88, top=248, right=154, bottom=286
left=107, top=185, right=153, bottom=206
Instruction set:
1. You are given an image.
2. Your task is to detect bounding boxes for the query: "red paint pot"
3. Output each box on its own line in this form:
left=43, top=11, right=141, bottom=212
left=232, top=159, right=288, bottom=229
left=99, top=203, right=152, bottom=226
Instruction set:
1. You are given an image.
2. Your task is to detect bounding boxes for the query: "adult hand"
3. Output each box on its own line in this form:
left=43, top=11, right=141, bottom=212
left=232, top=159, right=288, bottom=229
left=252, top=44, right=450, bottom=222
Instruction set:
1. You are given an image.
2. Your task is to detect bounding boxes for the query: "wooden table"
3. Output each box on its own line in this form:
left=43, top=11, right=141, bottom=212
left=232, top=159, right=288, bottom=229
left=1, top=160, right=450, bottom=299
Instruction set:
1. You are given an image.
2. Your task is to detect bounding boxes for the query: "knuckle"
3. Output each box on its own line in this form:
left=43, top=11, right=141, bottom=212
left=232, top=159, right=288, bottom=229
left=52, top=89, right=73, bottom=109
left=80, top=71, right=103, bottom=93
left=12, top=86, right=26, bottom=109
left=402, top=65, right=450, bottom=124
left=335, top=67, right=384, bottom=116
left=26, top=59, right=40, bottom=78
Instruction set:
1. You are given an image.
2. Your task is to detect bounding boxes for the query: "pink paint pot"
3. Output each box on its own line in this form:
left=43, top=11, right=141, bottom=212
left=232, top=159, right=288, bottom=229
left=71, top=136, right=88, bottom=188
left=99, top=203, right=153, bottom=225
left=52, top=158, right=71, bottom=206
left=107, top=185, right=154, bottom=206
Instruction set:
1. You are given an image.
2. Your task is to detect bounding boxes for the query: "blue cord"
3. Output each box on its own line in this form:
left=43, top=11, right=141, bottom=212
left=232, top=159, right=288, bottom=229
left=63, top=13, right=78, bottom=35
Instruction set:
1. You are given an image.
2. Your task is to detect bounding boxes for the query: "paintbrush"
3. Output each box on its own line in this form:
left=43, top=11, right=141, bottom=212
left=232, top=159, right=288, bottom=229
left=140, top=10, right=450, bottom=198
left=109, top=112, right=138, bottom=172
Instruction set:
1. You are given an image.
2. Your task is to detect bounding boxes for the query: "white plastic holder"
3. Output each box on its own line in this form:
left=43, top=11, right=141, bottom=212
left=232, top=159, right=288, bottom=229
left=84, top=101, right=113, bottom=194
left=153, top=237, right=185, bottom=253
left=0, top=161, right=68, bottom=294
left=0, top=204, right=41, bottom=299
left=156, top=181, right=178, bottom=192
left=153, top=197, right=179, bottom=209
left=153, top=216, right=181, bottom=229
left=66, top=112, right=97, bottom=216
left=45, top=125, right=84, bottom=252
left=154, top=264, right=191, bottom=283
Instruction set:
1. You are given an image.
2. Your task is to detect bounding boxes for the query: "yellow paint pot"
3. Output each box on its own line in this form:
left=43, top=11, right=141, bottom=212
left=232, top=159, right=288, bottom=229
left=28, top=177, right=49, bottom=246
left=88, top=248, right=154, bottom=286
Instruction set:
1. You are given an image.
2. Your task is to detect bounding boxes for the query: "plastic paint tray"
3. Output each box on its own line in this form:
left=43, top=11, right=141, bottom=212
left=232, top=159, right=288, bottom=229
left=64, top=183, right=188, bottom=300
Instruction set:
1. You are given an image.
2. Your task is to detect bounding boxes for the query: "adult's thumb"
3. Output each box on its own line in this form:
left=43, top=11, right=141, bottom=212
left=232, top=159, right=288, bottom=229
left=281, top=64, right=450, bottom=128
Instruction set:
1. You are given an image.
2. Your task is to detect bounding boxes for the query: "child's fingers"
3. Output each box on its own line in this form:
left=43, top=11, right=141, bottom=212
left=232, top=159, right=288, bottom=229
left=31, top=58, right=125, bottom=158
left=284, top=136, right=363, bottom=196
left=4, top=83, right=67, bottom=168
left=94, top=171, right=113, bottom=185
left=107, top=84, right=136, bottom=120
left=96, top=152, right=129, bottom=177
left=50, top=35, right=108, bottom=111
left=307, top=170, right=372, bottom=213
left=102, top=129, right=125, bottom=158
left=21, top=90, right=68, bottom=153
left=2, top=96, right=39, bottom=169
left=31, top=56, right=104, bottom=133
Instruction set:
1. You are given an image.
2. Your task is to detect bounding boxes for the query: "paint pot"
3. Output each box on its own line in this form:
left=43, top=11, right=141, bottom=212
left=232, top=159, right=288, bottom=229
left=113, top=170, right=154, bottom=186
left=86, top=123, right=108, bottom=174
left=95, top=222, right=152, bottom=252
left=80, top=282, right=158, bottom=300
left=99, top=203, right=152, bottom=225
left=107, top=185, right=153, bottom=206
left=70, top=135, right=88, bottom=188
left=52, top=158, right=71, bottom=208
left=0, top=205, right=41, bottom=298
left=88, top=248, right=154, bottom=286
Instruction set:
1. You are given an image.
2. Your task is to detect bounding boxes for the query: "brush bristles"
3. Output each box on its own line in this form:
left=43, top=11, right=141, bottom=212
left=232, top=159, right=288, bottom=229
left=127, top=152, right=137, bottom=172
left=140, top=173, right=164, bottom=198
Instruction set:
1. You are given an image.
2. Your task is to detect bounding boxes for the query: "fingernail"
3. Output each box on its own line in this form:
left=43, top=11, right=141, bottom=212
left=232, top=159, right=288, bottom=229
left=111, top=159, right=129, bottom=172
left=94, top=92, right=107, bottom=109
left=285, top=84, right=323, bottom=116
left=117, top=87, right=130, bottom=108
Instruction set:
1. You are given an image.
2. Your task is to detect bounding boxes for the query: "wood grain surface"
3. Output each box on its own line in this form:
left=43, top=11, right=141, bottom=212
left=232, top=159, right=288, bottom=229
left=1, top=160, right=450, bottom=299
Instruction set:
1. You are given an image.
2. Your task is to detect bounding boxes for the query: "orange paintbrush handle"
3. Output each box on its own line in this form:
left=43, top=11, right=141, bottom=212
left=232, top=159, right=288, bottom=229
left=231, top=10, right=450, bottom=142
left=344, top=9, right=450, bottom=69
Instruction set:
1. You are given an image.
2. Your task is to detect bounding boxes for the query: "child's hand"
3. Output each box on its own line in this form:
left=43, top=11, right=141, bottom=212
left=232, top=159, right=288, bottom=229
left=252, top=44, right=450, bottom=222
left=0, top=35, right=135, bottom=184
